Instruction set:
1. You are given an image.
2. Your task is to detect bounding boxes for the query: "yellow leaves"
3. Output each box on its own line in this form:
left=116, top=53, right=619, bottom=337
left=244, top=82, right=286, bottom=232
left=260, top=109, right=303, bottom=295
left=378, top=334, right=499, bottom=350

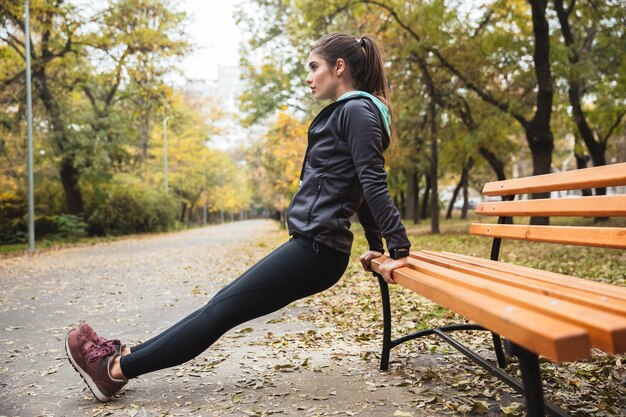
left=253, top=112, right=308, bottom=210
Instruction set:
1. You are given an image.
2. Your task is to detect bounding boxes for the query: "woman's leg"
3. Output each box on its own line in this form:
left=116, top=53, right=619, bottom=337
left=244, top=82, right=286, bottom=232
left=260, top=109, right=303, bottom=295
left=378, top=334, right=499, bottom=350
left=126, top=240, right=293, bottom=355
left=118, top=236, right=349, bottom=379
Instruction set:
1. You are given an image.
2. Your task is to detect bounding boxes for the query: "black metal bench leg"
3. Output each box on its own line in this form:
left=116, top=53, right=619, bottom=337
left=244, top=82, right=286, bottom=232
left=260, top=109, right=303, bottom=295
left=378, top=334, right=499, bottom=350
left=376, top=274, right=392, bottom=371
left=492, top=333, right=507, bottom=368
left=507, top=342, right=545, bottom=417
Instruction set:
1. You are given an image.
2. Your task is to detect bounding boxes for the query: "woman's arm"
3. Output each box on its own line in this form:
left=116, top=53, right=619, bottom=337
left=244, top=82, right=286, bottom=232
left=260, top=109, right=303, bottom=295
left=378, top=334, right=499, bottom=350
left=341, top=99, right=412, bottom=284
left=356, top=200, right=384, bottom=253
left=341, top=99, right=411, bottom=254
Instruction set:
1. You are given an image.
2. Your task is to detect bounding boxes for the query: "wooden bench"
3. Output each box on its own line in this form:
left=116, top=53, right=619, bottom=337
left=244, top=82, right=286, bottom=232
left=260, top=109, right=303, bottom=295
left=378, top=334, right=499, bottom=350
left=370, top=162, right=626, bottom=417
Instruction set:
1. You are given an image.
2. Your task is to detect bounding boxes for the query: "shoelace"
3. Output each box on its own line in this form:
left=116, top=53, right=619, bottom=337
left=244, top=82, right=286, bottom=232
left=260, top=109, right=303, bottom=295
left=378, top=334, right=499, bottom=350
left=99, top=338, right=121, bottom=348
left=87, top=343, right=117, bottom=363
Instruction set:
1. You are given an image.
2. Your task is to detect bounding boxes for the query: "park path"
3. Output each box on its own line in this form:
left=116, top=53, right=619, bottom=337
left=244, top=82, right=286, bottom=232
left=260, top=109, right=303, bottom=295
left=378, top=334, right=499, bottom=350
left=0, top=220, right=427, bottom=417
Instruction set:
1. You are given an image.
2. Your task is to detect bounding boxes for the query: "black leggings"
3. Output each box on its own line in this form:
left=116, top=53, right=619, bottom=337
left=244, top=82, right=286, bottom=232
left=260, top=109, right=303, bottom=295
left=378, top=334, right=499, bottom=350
left=119, top=235, right=350, bottom=379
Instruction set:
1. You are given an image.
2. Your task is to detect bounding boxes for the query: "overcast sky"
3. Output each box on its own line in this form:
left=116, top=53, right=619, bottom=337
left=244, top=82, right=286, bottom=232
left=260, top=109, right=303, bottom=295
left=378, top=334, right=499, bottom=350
left=181, top=0, right=243, bottom=82
left=69, top=0, right=244, bottom=83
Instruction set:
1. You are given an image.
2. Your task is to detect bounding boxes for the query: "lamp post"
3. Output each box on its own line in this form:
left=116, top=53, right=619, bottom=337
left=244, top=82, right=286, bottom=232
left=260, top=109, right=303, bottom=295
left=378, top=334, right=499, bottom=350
left=25, top=0, right=35, bottom=253
left=163, top=116, right=169, bottom=193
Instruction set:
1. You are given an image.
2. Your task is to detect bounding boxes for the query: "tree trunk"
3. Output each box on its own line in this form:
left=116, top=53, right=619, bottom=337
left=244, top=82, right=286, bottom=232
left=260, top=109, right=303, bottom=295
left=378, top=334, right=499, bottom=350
left=425, top=97, right=440, bottom=233
left=575, top=152, right=593, bottom=196
left=445, top=157, right=474, bottom=220
left=460, top=157, right=474, bottom=219
left=427, top=103, right=440, bottom=232
left=446, top=178, right=463, bottom=220
left=35, top=67, right=85, bottom=214
left=421, top=175, right=431, bottom=220
left=527, top=0, right=555, bottom=226
left=526, top=125, right=554, bottom=225
left=139, top=108, right=151, bottom=162
left=478, top=146, right=506, bottom=181
left=59, top=158, right=84, bottom=215
left=405, top=169, right=415, bottom=220
left=413, top=172, right=420, bottom=224
left=554, top=0, right=608, bottom=199
left=180, top=202, right=187, bottom=223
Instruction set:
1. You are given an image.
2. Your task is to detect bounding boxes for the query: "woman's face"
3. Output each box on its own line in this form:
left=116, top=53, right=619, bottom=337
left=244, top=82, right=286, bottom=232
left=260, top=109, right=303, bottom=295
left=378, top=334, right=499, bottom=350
left=306, top=51, right=339, bottom=101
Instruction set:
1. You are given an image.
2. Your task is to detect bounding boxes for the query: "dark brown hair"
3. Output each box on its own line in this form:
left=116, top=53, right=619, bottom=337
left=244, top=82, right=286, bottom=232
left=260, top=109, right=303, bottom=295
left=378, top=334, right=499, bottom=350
left=311, top=32, right=394, bottom=137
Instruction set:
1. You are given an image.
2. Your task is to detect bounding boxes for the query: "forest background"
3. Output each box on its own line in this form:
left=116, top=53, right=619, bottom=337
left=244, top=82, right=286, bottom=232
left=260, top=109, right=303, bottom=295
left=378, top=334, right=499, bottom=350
left=1, top=0, right=625, bottom=244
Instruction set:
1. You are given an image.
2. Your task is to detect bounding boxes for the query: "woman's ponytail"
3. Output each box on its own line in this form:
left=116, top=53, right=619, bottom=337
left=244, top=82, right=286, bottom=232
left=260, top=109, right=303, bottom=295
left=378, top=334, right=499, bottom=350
left=356, top=35, right=391, bottom=108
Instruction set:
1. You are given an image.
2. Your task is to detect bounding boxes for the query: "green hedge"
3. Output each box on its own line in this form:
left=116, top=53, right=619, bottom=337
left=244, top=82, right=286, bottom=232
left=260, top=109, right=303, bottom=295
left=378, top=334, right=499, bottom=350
left=86, top=182, right=177, bottom=236
left=0, top=192, right=26, bottom=243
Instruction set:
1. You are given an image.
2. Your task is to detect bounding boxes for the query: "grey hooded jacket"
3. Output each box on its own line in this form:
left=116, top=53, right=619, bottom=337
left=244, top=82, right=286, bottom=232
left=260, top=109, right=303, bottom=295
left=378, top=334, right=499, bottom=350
left=286, top=94, right=411, bottom=255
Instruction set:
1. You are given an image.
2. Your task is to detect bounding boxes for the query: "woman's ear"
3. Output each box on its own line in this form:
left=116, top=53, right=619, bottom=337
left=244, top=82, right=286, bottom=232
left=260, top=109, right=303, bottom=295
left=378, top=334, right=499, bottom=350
left=335, top=58, right=346, bottom=77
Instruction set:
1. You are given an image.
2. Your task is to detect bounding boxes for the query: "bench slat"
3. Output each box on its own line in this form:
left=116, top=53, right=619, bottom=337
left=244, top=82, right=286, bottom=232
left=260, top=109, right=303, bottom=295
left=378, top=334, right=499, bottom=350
left=421, top=250, right=626, bottom=302
left=482, top=162, right=626, bottom=196
left=470, top=223, right=626, bottom=249
left=370, top=258, right=590, bottom=362
left=403, top=257, right=626, bottom=354
left=475, top=195, right=626, bottom=217
left=413, top=251, right=626, bottom=317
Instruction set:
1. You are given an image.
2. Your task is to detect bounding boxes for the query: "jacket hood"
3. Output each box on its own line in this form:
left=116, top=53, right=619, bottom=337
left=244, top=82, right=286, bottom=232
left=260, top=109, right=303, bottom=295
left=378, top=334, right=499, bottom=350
left=336, top=90, right=391, bottom=140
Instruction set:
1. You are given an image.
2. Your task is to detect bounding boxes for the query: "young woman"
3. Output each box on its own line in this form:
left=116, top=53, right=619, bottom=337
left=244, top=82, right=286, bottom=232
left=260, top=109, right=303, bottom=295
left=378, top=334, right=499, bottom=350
left=65, top=32, right=412, bottom=402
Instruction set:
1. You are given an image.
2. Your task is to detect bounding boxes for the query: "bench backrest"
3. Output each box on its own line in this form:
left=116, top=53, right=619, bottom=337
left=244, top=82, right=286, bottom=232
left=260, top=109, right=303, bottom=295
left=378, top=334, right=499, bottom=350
left=472, top=162, right=626, bottom=251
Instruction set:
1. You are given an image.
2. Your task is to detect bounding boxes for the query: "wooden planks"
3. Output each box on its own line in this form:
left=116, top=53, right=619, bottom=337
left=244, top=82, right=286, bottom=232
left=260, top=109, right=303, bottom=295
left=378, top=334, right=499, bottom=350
left=482, top=162, right=626, bottom=196
left=410, top=251, right=626, bottom=354
left=414, top=251, right=626, bottom=316
left=475, top=195, right=626, bottom=217
left=420, top=250, right=626, bottom=302
left=469, top=223, right=626, bottom=249
left=370, top=257, right=590, bottom=362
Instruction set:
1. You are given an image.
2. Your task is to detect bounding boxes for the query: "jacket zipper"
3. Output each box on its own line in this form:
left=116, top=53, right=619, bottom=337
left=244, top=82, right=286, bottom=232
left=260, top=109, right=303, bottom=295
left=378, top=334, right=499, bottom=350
left=305, top=178, right=323, bottom=227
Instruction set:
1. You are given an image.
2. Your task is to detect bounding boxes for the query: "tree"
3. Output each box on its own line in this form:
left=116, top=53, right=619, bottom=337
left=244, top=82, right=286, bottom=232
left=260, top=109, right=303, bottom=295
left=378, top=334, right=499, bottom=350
left=0, top=0, right=188, bottom=214
left=244, top=112, right=308, bottom=226
left=553, top=0, right=626, bottom=195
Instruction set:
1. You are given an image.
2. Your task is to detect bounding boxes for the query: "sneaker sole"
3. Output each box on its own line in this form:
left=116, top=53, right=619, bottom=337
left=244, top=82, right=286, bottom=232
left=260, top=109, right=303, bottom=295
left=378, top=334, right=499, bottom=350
left=64, top=330, right=112, bottom=402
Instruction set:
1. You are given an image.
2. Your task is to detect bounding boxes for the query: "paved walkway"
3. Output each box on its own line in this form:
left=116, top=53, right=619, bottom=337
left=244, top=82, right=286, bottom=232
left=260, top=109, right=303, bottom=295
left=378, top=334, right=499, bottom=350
left=0, top=220, right=426, bottom=417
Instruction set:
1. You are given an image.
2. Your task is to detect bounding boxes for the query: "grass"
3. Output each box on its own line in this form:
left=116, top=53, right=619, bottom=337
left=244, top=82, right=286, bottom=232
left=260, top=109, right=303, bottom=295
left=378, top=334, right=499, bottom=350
left=0, top=236, right=120, bottom=256
left=0, top=220, right=232, bottom=257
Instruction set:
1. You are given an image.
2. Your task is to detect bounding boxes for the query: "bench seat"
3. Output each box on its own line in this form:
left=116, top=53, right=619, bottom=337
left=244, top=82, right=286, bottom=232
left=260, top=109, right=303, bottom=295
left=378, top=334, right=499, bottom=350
left=371, top=252, right=626, bottom=362
left=371, top=162, right=626, bottom=416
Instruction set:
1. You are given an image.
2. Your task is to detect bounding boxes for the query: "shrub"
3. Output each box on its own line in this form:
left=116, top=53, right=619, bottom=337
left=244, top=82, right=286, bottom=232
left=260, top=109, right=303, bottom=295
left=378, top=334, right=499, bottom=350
left=0, top=192, right=26, bottom=243
left=86, top=182, right=177, bottom=236
left=51, top=214, right=88, bottom=239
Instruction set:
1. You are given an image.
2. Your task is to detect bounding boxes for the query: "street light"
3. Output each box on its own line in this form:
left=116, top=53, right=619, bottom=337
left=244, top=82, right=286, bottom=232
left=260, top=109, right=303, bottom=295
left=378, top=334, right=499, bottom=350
left=163, top=116, right=169, bottom=193
left=25, top=0, right=35, bottom=253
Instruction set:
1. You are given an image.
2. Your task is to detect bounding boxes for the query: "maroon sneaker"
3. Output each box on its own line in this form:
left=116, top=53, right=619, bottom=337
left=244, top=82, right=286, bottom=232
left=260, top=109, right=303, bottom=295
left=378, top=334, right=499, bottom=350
left=78, top=323, right=125, bottom=353
left=65, top=329, right=128, bottom=402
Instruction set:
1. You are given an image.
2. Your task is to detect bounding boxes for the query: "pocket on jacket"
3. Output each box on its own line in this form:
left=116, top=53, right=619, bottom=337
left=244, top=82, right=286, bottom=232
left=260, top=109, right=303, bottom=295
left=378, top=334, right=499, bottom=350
left=305, top=177, right=323, bottom=227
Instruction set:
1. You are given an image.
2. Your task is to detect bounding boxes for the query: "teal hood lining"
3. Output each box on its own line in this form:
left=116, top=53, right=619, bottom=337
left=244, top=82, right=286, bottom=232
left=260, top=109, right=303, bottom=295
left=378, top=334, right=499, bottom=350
left=336, top=90, right=391, bottom=138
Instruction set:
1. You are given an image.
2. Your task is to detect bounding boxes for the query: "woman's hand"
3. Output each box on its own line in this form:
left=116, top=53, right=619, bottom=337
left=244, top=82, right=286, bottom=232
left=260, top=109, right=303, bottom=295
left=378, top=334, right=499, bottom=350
left=360, top=251, right=410, bottom=284
left=377, top=257, right=409, bottom=284
left=359, top=250, right=383, bottom=272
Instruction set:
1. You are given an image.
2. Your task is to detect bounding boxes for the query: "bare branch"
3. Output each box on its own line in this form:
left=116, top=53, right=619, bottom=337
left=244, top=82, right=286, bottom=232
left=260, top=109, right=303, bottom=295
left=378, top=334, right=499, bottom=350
left=1, top=69, right=26, bottom=88
left=601, top=110, right=626, bottom=144
left=471, top=7, right=494, bottom=38
left=0, top=35, right=25, bottom=59
left=565, top=0, right=576, bottom=17
left=104, top=47, right=130, bottom=108
left=82, top=86, right=96, bottom=107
